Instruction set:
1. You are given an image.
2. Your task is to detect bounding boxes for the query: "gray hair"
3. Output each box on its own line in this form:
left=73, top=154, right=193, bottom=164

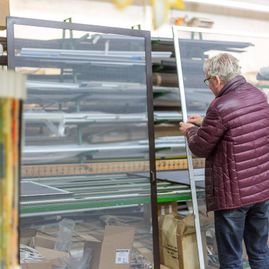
left=203, top=53, right=241, bottom=83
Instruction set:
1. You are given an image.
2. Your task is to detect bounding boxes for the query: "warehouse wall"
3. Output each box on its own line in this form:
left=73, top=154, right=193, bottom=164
left=9, top=0, right=269, bottom=38
left=10, top=0, right=149, bottom=32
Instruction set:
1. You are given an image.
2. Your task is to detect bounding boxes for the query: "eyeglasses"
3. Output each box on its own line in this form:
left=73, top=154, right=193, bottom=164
left=203, top=76, right=214, bottom=86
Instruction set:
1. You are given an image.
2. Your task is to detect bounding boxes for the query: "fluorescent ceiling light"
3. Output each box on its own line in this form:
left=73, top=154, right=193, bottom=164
left=184, top=0, right=269, bottom=13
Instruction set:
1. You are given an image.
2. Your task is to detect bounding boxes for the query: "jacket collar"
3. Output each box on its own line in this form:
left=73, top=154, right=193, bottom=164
left=217, top=75, right=246, bottom=97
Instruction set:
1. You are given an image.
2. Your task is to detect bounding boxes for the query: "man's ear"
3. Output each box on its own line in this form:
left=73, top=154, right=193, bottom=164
left=214, top=75, right=224, bottom=91
left=215, top=75, right=221, bottom=86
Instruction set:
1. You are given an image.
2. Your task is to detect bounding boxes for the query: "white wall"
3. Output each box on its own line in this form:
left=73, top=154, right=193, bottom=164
left=6, top=0, right=269, bottom=76
left=8, top=0, right=269, bottom=38
left=10, top=0, right=149, bottom=32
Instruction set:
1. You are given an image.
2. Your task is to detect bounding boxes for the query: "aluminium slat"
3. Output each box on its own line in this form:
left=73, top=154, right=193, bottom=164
left=24, top=112, right=148, bottom=123
left=61, top=182, right=188, bottom=193
left=21, top=188, right=194, bottom=207
left=23, top=140, right=186, bottom=154
left=20, top=193, right=194, bottom=217
left=20, top=48, right=170, bottom=59
left=24, top=177, right=150, bottom=185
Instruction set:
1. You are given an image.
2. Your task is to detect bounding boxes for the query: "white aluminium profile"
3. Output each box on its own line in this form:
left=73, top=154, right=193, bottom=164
left=0, top=70, right=26, bottom=100
left=172, top=25, right=205, bottom=269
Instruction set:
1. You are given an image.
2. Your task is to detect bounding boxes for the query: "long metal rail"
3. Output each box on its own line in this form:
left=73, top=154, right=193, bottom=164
left=173, top=26, right=206, bottom=269
left=20, top=173, right=204, bottom=217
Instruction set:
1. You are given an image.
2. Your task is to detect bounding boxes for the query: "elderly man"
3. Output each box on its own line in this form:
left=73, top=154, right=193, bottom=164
left=179, top=53, right=269, bottom=269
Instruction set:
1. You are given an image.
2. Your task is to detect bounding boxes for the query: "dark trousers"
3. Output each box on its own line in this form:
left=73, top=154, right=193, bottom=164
left=214, top=200, right=269, bottom=269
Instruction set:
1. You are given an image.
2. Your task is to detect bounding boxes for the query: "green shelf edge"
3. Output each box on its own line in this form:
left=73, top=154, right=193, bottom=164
left=21, top=194, right=192, bottom=214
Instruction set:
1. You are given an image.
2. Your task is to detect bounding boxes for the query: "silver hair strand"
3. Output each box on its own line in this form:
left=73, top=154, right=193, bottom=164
left=203, top=53, right=241, bottom=83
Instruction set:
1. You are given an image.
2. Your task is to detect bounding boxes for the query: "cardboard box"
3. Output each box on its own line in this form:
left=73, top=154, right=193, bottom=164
left=158, top=202, right=178, bottom=216
left=133, top=242, right=153, bottom=264
left=21, top=233, right=68, bottom=268
left=161, top=265, right=171, bottom=269
left=21, top=261, right=51, bottom=269
left=81, top=234, right=102, bottom=269
left=0, top=0, right=9, bottom=30
left=186, top=17, right=214, bottom=28
left=21, top=247, right=69, bottom=269
left=159, top=214, right=207, bottom=269
left=20, top=229, right=37, bottom=246
left=23, top=230, right=102, bottom=269
left=36, top=247, right=69, bottom=267
left=32, top=233, right=57, bottom=249
left=98, top=225, right=135, bottom=269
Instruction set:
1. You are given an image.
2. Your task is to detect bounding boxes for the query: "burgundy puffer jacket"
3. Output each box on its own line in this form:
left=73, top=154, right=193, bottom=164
left=186, top=75, right=269, bottom=211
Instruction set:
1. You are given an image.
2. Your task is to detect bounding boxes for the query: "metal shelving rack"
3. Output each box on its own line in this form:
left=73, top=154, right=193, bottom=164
left=172, top=25, right=269, bottom=269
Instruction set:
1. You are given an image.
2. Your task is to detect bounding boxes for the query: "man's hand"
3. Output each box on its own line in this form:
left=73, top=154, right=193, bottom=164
left=179, top=122, right=194, bottom=135
left=187, top=114, right=203, bottom=126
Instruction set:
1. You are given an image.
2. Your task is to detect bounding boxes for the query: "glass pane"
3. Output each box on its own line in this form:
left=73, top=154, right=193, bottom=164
left=152, top=37, right=205, bottom=269
left=10, top=20, right=155, bottom=268
left=151, top=37, right=193, bottom=183
left=175, top=28, right=269, bottom=268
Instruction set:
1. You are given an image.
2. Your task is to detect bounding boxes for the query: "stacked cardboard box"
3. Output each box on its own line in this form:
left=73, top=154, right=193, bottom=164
left=20, top=233, right=69, bottom=269
left=20, top=225, right=135, bottom=269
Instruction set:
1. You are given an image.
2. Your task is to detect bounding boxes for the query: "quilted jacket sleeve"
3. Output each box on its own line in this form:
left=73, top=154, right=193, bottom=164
left=185, top=107, right=225, bottom=158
